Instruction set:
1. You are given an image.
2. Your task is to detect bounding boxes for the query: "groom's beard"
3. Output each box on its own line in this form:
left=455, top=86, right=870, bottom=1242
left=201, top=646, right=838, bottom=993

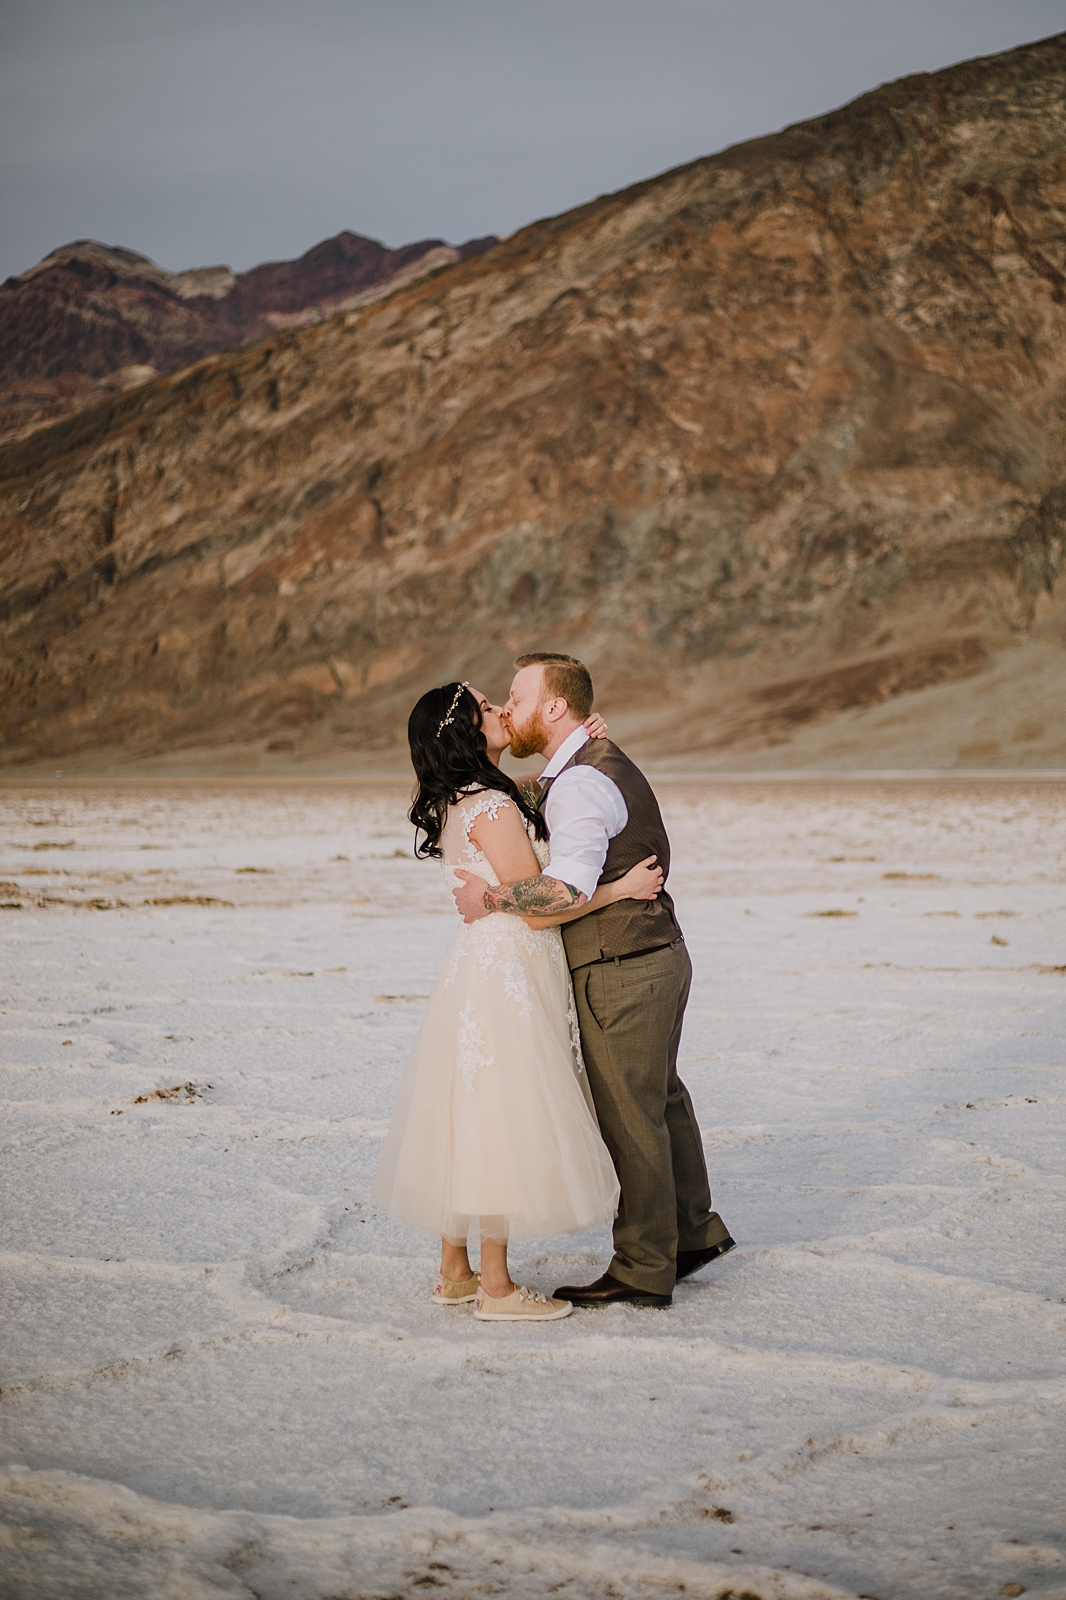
left=507, top=707, right=550, bottom=761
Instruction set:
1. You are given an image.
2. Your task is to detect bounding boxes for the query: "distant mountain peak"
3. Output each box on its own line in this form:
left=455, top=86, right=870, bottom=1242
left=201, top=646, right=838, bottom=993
left=0, top=227, right=498, bottom=440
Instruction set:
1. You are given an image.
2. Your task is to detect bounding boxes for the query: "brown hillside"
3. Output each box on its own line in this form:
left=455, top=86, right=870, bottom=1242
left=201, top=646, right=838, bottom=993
left=1, top=34, right=1065, bottom=774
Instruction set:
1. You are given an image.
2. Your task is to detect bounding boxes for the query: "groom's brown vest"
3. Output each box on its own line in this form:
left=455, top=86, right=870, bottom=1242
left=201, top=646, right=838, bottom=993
left=542, top=739, right=682, bottom=970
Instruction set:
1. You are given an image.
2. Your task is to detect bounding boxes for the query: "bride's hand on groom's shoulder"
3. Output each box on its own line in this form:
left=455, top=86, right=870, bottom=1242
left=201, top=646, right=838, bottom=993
left=454, top=868, right=491, bottom=924
left=615, top=855, right=663, bottom=902
left=583, top=712, right=608, bottom=740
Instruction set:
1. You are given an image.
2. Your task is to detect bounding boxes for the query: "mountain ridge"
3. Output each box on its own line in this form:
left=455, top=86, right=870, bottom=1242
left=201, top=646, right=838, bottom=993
left=0, top=229, right=497, bottom=444
left=1, top=33, right=1064, bottom=773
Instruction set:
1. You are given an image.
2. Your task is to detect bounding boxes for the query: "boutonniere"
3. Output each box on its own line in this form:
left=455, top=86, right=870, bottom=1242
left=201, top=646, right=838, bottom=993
left=520, top=779, right=541, bottom=808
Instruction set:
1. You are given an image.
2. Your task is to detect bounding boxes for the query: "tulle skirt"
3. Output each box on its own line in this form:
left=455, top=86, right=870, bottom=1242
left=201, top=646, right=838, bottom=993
left=371, top=914, right=620, bottom=1243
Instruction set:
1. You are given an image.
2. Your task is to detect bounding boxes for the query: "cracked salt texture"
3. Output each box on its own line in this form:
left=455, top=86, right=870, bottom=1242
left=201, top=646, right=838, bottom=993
left=0, top=778, right=1064, bottom=1600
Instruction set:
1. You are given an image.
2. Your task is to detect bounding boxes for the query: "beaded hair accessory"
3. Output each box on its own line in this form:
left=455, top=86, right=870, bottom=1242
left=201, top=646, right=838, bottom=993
left=436, top=681, right=470, bottom=737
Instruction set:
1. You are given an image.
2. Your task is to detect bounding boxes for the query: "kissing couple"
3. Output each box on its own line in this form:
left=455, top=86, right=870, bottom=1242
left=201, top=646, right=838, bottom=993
left=372, top=652, right=734, bottom=1320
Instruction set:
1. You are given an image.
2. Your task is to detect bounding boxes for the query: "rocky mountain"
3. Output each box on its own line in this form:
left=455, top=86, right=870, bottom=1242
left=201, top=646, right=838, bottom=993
left=0, top=231, right=497, bottom=444
left=1, top=34, right=1064, bottom=774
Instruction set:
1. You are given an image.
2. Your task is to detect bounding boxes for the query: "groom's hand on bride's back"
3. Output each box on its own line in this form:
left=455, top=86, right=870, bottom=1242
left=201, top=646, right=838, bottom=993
left=454, top=869, right=491, bottom=923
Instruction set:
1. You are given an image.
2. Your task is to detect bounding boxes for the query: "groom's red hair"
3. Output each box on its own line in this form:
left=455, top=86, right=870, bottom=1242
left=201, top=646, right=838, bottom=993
left=513, top=653, right=594, bottom=719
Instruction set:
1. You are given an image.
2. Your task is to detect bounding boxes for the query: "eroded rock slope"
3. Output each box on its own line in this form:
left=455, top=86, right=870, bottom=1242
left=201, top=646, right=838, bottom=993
left=1, top=34, right=1064, bottom=770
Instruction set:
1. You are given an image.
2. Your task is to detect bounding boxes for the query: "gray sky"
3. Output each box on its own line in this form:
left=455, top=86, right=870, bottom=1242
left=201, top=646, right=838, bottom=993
left=2, top=0, right=1064, bottom=281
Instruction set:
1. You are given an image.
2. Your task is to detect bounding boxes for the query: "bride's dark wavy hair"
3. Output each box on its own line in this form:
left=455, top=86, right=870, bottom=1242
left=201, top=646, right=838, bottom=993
left=408, top=682, right=547, bottom=859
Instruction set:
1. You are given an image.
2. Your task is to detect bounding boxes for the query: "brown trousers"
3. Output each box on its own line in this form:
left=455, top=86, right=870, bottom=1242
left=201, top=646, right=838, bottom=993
left=572, top=940, right=730, bottom=1294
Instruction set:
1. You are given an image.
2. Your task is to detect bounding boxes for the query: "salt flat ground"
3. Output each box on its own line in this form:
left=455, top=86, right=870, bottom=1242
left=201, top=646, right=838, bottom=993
left=0, top=778, right=1064, bottom=1600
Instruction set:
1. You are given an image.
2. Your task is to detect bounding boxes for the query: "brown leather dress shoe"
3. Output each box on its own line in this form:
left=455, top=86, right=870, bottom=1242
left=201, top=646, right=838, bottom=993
left=675, top=1237, right=737, bottom=1280
left=552, top=1270, right=672, bottom=1308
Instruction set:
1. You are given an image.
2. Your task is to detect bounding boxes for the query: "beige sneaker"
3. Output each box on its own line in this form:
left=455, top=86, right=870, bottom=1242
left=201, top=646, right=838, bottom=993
left=431, top=1269, right=480, bottom=1306
left=474, top=1283, right=572, bottom=1321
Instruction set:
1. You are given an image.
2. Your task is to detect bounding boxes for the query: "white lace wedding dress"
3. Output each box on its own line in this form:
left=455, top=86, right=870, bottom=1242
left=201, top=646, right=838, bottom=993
left=372, top=789, right=620, bottom=1243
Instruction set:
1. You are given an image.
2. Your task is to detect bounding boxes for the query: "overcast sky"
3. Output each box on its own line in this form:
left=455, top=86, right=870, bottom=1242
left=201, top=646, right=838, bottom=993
left=2, top=0, right=1064, bottom=281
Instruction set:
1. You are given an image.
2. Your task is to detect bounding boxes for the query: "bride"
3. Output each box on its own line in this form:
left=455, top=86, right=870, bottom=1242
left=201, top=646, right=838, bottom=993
left=371, top=681, right=664, bottom=1321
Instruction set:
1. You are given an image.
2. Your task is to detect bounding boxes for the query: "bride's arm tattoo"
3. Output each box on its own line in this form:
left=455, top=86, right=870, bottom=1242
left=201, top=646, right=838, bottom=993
left=482, top=875, right=587, bottom=916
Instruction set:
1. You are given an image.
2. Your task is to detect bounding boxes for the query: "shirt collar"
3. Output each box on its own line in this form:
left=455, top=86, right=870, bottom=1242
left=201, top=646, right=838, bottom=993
left=540, top=725, right=589, bottom=781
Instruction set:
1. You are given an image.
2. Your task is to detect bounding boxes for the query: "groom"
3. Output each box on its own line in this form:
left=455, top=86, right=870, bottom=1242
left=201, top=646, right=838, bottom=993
left=453, top=652, right=734, bottom=1307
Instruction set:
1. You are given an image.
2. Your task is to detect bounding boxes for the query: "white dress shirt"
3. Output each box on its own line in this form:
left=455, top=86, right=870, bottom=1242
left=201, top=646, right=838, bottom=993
left=540, top=727, right=628, bottom=902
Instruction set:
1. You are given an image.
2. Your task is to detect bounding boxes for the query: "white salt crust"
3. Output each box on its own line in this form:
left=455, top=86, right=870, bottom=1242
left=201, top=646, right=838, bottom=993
left=0, top=778, right=1063, bottom=1600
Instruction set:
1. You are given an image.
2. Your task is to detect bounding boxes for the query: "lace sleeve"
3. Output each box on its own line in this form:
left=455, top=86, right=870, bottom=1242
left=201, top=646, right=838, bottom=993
left=458, top=791, right=514, bottom=841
